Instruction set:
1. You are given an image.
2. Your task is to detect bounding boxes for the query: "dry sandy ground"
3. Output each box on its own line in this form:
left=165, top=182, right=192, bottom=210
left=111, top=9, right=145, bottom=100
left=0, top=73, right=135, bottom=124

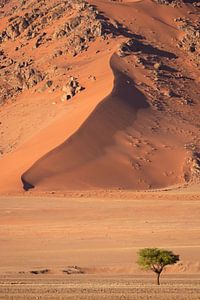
left=1, top=275, right=200, bottom=300
left=0, top=1, right=200, bottom=298
left=0, top=191, right=200, bottom=299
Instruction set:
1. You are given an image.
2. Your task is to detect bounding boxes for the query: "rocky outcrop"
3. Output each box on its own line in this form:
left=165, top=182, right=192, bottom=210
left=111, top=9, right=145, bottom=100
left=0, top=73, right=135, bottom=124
left=117, top=39, right=141, bottom=57
left=153, top=0, right=182, bottom=6
left=14, top=59, right=45, bottom=90
left=0, top=10, right=42, bottom=42
left=176, top=19, right=200, bottom=66
left=0, top=0, right=106, bottom=104
left=14, top=66, right=44, bottom=89
left=61, top=77, right=84, bottom=101
left=62, top=266, right=84, bottom=274
left=0, top=1, right=75, bottom=43
left=0, top=51, right=14, bottom=69
left=0, top=0, right=114, bottom=105
left=154, top=0, right=200, bottom=6
left=0, top=0, right=106, bottom=45
left=191, top=152, right=200, bottom=176
left=0, top=0, right=10, bottom=8
left=52, top=4, right=105, bottom=56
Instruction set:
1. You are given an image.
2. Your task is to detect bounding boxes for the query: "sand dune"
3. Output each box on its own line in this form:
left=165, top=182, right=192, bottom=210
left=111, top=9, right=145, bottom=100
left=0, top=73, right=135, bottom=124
left=0, top=48, right=114, bottom=193
left=21, top=54, right=150, bottom=190
left=21, top=53, right=188, bottom=191
left=0, top=2, right=199, bottom=293
left=0, top=0, right=199, bottom=193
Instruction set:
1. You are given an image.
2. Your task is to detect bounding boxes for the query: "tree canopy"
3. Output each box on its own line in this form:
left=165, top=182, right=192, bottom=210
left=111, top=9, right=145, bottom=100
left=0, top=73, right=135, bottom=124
left=137, top=248, right=180, bottom=285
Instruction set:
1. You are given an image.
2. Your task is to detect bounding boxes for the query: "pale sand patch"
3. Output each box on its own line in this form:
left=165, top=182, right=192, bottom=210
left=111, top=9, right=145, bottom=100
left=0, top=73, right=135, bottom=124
left=0, top=193, right=199, bottom=274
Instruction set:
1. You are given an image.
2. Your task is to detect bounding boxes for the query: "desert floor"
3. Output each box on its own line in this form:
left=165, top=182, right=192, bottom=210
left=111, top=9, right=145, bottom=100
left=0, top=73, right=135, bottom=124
left=0, top=0, right=200, bottom=298
left=0, top=274, right=200, bottom=300
left=0, top=190, right=200, bottom=299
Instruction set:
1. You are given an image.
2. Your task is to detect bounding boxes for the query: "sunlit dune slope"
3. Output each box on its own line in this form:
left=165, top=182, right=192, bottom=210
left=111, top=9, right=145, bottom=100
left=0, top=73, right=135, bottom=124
left=0, top=0, right=199, bottom=193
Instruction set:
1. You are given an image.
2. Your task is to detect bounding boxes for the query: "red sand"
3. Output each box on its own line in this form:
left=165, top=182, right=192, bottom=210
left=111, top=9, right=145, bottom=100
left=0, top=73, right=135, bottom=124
left=1, top=0, right=200, bottom=194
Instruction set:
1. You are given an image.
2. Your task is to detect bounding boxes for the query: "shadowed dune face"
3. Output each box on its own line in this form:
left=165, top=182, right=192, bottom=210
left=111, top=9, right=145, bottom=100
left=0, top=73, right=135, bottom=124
left=1, top=0, right=197, bottom=192
left=21, top=55, right=150, bottom=190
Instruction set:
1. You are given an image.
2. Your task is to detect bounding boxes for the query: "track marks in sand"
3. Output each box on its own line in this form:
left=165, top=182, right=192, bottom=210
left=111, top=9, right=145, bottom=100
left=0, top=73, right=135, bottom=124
left=21, top=54, right=149, bottom=190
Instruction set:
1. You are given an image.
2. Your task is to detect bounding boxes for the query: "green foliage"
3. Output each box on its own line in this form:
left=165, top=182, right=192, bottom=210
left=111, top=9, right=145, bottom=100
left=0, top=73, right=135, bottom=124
left=137, top=248, right=179, bottom=274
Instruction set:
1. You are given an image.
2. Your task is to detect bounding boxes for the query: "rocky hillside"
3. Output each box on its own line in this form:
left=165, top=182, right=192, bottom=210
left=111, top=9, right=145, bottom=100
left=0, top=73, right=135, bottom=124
left=0, top=0, right=110, bottom=105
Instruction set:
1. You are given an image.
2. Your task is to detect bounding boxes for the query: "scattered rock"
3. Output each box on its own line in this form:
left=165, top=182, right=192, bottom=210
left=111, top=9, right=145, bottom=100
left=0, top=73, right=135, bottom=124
left=0, top=57, right=14, bottom=69
left=153, top=0, right=183, bottom=7
left=191, top=152, right=200, bottom=175
left=177, top=19, right=200, bottom=66
left=15, top=67, right=44, bottom=89
left=30, top=269, right=49, bottom=275
left=52, top=49, right=63, bottom=58
left=62, top=266, right=84, bottom=274
left=153, top=62, right=162, bottom=70
left=160, top=87, right=175, bottom=97
left=180, top=98, right=194, bottom=105
left=154, top=0, right=200, bottom=6
left=88, top=75, right=96, bottom=81
left=34, top=33, right=46, bottom=48
left=45, top=80, right=53, bottom=88
left=61, top=77, right=84, bottom=101
left=117, top=38, right=140, bottom=57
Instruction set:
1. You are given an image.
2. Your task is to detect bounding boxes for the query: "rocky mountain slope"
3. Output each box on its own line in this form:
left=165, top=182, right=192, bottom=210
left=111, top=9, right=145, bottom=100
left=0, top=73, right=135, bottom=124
left=0, top=0, right=199, bottom=193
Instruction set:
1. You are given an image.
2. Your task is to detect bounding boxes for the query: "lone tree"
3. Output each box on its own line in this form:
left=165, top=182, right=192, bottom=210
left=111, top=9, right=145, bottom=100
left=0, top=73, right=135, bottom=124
left=137, top=248, right=179, bottom=285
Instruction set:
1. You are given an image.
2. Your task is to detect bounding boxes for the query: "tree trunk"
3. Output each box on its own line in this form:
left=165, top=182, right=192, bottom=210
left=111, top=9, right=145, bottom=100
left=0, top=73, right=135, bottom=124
left=156, top=272, right=161, bottom=285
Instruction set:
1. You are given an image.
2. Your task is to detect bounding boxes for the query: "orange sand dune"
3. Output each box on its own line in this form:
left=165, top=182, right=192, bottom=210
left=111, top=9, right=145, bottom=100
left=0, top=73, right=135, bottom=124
left=0, top=50, right=114, bottom=193
left=22, top=54, right=149, bottom=190
left=0, top=0, right=199, bottom=194
left=22, top=54, right=187, bottom=191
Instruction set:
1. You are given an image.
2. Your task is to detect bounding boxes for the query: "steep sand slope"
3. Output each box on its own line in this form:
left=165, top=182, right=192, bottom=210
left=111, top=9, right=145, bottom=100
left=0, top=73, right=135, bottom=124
left=0, top=0, right=200, bottom=193
left=21, top=54, right=187, bottom=190
left=0, top=49, right=114, bottom=193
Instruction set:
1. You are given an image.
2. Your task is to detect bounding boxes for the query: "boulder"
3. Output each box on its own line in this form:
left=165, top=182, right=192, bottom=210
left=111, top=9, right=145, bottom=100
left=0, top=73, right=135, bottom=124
left=61, top=77, right=84, bottom=101
left=118, top=39, right=141, bottom=57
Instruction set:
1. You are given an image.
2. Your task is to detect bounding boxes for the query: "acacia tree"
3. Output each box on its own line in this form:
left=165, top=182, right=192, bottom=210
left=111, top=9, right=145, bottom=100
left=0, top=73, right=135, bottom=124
left=137, top=248, right=179, bottom=285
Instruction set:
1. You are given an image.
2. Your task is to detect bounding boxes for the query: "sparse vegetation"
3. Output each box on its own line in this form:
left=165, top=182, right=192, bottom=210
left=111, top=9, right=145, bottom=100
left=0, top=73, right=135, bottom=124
left=30, top=269, right=49, bottom=275
left=137, top=248, right=180, bottom=285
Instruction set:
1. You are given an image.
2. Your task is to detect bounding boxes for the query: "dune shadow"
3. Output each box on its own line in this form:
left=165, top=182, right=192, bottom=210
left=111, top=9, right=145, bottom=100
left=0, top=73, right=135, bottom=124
left=91, top=4, right=144, bottom=40
left=21, top=177, right=34, bottom=191
left=21, top=54, right=149, bottom=190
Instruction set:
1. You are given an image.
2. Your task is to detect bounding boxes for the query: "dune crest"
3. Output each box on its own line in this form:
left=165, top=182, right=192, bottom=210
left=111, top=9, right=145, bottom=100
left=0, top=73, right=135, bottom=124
left=21, top=54, right=150, bottom=190
left=21, top=54, right=188, bottom=191
left=0, top=0, right=199, bottom=193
